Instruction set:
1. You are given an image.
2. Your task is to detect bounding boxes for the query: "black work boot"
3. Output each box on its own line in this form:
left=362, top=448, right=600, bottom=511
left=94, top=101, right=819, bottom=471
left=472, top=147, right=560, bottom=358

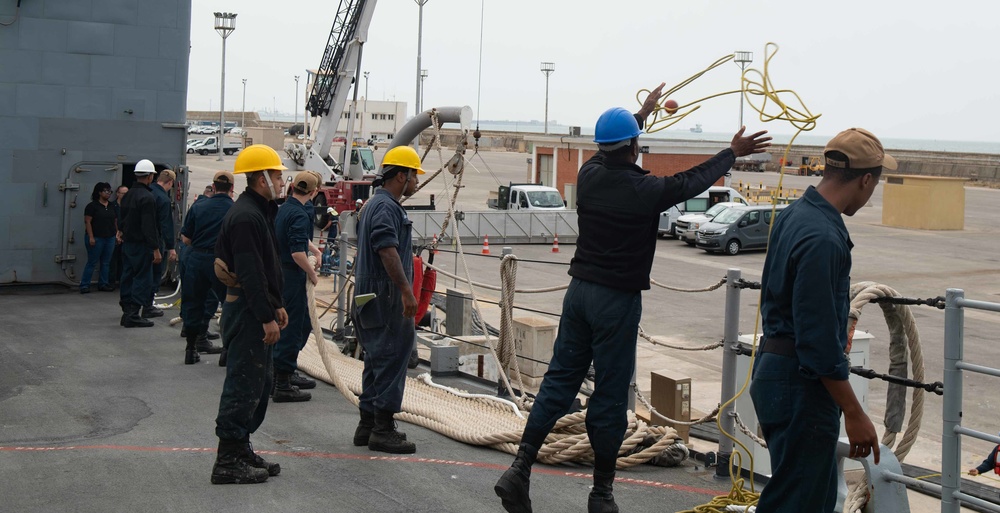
left=587, top=469, right=619, bottom=513
left=218, top=347, right=228, bottom=367
left=272, top=373, right=311, bottom=403
left=196, top=329, right=223, bottom=354
left=353, top=409, right=376, bottom=446
left=141, top=305, right=164, bottom=318
left=210, top=439, right=269, bottom=485
left=369, top=410, right=416, bottom=454
left=123, top=304, right=153, bottom=328
left=184, top=333, right=200, bottom=365
left=288, top=371, right=316, bottom=390
left=206, top=330, right=220, bottom=340
left=494, top=446, right=536, bottom=513
left=241, top=438, right=280, bottom=476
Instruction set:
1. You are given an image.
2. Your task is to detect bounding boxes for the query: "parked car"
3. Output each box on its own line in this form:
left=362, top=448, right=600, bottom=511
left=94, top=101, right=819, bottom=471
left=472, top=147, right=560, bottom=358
left=675, top=201, right=743, bottom=246
left=658, top=186, right=748, bottom=238
left=695, top=204, right=789, bottom=255
left=186, top=139, right=206, bottom=154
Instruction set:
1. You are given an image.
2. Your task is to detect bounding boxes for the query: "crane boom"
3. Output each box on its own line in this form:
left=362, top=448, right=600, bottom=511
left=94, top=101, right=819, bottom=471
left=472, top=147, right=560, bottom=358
left=286, top=0, right=377, bottom=182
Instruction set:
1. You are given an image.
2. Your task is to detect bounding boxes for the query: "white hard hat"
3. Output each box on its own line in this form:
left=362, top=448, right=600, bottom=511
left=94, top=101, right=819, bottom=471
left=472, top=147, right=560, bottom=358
left=135, top=159, right=156, bottom=175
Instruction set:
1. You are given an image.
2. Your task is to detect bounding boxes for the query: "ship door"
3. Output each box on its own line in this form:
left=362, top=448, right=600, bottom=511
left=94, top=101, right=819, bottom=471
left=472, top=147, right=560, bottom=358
left=59, top=162, right=123, bottom=282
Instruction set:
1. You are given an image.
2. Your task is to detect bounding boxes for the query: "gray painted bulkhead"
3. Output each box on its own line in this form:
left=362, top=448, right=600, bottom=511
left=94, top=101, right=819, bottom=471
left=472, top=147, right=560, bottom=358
left=0, top=0, right=192, bottom=284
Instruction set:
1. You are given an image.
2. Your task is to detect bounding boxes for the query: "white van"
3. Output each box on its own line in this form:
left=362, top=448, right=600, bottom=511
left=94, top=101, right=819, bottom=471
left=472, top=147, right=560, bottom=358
left=658, top=186, right=749, bottom=238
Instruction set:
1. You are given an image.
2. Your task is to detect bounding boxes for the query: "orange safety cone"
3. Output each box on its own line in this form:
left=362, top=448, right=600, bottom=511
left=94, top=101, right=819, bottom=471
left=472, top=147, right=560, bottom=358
left=431, top=234, right=440, bottom=255
left=481, top=234, right=491, bottom=255
left=551, top=233, right=560, bottom=253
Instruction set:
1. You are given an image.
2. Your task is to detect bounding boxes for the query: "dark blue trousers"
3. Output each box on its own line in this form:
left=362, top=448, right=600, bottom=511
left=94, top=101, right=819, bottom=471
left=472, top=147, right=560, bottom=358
left=354, top=277, right=414, bottom=414
left=80, top=236, right=115, bottom=290
left=215, top=295, right=273, bottom=441
left=180, top=251, right=225, bottom=334
left=519, top=278, right=641, bottom=472
left=750, top=352, right=841, bottom=513
left=150, top=243, right=165, bottom=306
left=119, top=242, right=153, bottom=309
left=273, top=267, right=310, bottom=375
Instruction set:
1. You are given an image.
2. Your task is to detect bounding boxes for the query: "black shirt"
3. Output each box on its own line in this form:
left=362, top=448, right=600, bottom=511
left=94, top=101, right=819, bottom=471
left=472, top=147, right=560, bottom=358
left=120, top=182, right=160, bottom=249
left=84, top=200, right=117, bottom=238
left=215, top=188, right=284, bottom=323
left=569, top=148, right=735, bottom=291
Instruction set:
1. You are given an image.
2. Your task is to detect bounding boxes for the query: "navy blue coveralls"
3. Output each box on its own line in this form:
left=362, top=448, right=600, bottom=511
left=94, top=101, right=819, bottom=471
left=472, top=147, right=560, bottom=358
left=273, top=196, right=315, bottom=376
left=518, top=122, right=736, bottom=472
left=118, top=182, right=159, bottom=313
left=180, top=194, right=233, bottom=338
left=214, top=188, right=284, bottom=442
left=750, top=186, right=853, bottom=513
left=151, top=182, right=174, bottom=304
left=353, top=188, right=414, bottom=415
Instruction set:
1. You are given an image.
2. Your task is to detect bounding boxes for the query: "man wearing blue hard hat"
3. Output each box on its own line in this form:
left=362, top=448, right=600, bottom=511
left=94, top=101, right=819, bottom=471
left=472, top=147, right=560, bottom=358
left=495, top=83, right=771, bottom=513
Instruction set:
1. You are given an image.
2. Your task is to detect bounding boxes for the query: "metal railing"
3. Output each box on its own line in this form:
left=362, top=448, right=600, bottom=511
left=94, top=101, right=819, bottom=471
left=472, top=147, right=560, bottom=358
left=942, top=289, right=1000, bottom=513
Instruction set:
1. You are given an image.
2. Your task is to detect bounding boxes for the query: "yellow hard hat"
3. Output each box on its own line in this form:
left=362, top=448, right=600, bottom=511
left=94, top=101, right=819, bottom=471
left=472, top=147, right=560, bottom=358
left=380, top=146, right=425, bottom=175
left=233, top=144, right=288, bottom=174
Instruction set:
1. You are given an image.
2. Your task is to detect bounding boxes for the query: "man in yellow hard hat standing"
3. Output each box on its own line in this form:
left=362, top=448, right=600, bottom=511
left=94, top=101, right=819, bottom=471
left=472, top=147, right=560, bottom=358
left=351, top=146, right=423, bottom=454
left=211, top=145, right=288, bottom=485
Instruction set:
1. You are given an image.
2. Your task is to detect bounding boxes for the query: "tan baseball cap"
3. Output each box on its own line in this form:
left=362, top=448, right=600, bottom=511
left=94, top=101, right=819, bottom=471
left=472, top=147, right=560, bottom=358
left=824, top=128, right=897, bottom=171
left=213, top=170, right=235, bottom=184
left=293, top=171, right=321, bottom=193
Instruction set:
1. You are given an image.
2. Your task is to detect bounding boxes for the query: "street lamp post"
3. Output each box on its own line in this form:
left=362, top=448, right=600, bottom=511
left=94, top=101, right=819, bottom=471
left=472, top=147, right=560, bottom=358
left=294, top=75, right=300, bottom=133
left=214, top=12, right=237, bottom=161
left=414, top=0, right=428, bottom=116
left=540, top=61, right=555, bottom=134
left=733, top=50, right=753, bottom=130
left=241, top=78, right=247, bottom=129
left=420, top=69, right=428, bottom=114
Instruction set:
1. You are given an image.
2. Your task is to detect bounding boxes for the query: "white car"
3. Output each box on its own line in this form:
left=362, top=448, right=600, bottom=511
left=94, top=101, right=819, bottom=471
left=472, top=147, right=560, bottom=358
left=675, top=201, right=744, bottom=245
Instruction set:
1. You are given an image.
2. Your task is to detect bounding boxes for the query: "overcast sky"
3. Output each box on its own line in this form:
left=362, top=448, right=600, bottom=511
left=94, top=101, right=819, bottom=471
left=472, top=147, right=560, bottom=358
left=187, top=0, right=1000, bottom=143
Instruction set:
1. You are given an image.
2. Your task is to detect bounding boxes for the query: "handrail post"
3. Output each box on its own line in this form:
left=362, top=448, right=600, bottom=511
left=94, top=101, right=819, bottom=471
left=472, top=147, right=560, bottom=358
left=941, top=288, right=965, bottom=513
left=716, top=268, right=741, bottom=478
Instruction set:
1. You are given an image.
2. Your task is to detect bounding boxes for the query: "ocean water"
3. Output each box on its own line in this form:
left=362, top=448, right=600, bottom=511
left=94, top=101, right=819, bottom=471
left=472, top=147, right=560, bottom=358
left=476, top=121, right=1000, bottom=155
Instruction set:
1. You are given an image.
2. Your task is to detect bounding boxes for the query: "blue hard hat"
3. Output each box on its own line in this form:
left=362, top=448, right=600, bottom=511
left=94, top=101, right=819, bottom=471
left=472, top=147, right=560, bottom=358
left=593, top=107, right=642, bottom=144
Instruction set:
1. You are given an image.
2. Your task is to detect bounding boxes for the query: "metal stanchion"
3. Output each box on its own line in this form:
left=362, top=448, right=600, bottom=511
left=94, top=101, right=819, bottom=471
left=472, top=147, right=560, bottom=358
left=716, top=268, right=742, bottom=479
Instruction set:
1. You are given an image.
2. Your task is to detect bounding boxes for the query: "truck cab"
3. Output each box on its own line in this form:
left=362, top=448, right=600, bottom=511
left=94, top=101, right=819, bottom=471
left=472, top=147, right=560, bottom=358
left=489, top=183, right=566, bottom=211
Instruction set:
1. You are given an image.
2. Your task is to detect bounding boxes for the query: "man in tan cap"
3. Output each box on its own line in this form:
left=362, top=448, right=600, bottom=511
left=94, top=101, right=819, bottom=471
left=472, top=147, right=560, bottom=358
left=178, top=170, right=235, bottom=364
left=750, top=128, right=895, bottom=512
left=271, top=170, right=324, bottom=402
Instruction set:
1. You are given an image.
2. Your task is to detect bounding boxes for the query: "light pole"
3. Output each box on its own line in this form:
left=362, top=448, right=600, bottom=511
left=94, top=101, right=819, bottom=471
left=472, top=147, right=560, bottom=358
left=294, top=75, right=300, bottom=133
left=241, top=78, right=247, bottom=129
left=362, top=71, right=370, bottom=141
left=420, top=69, right=428, bottom=114
left=540, top=61, right=555, bottom=134
left=733, top=50, right=753, bottom=130
left=214, top=12, right=237, bottom=161
left=414, top=0, right=428, bottom=116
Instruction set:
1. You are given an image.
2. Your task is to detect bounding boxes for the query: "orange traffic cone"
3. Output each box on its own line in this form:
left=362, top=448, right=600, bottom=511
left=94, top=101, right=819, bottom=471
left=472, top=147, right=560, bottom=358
left=481, top=234, right=491, bottom=255
left=552, top=233, right=560, bottom=253
left=431, top=234, right=440, bottom=255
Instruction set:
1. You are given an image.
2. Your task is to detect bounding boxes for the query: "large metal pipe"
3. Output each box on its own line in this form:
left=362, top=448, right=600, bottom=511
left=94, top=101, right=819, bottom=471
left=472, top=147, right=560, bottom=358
left=388, top=106, right=473, bottom=151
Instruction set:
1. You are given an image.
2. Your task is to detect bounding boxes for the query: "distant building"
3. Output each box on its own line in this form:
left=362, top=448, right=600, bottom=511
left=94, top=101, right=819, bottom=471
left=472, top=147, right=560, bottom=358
left=334, top=99, right=406, bottom=142
left=525, top=134, right=729, bottom=208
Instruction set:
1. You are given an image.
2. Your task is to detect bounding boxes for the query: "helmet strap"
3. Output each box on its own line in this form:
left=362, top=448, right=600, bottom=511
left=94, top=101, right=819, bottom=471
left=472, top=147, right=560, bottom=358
left=261, top=171, right=276, bottom=201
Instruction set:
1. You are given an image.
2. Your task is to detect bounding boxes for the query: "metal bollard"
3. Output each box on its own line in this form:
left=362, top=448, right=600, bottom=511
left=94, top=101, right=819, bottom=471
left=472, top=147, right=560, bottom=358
left=715, top=268, right=741, bottom=479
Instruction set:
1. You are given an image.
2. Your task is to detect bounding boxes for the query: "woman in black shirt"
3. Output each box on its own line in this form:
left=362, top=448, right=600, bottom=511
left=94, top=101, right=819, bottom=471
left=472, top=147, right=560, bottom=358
left=80, top=182, right=117, bottom=293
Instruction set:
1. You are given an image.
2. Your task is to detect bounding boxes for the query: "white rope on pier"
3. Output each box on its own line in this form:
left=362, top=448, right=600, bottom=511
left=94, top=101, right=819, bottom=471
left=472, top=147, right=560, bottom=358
left=650, top=277, right=727, bottom=293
